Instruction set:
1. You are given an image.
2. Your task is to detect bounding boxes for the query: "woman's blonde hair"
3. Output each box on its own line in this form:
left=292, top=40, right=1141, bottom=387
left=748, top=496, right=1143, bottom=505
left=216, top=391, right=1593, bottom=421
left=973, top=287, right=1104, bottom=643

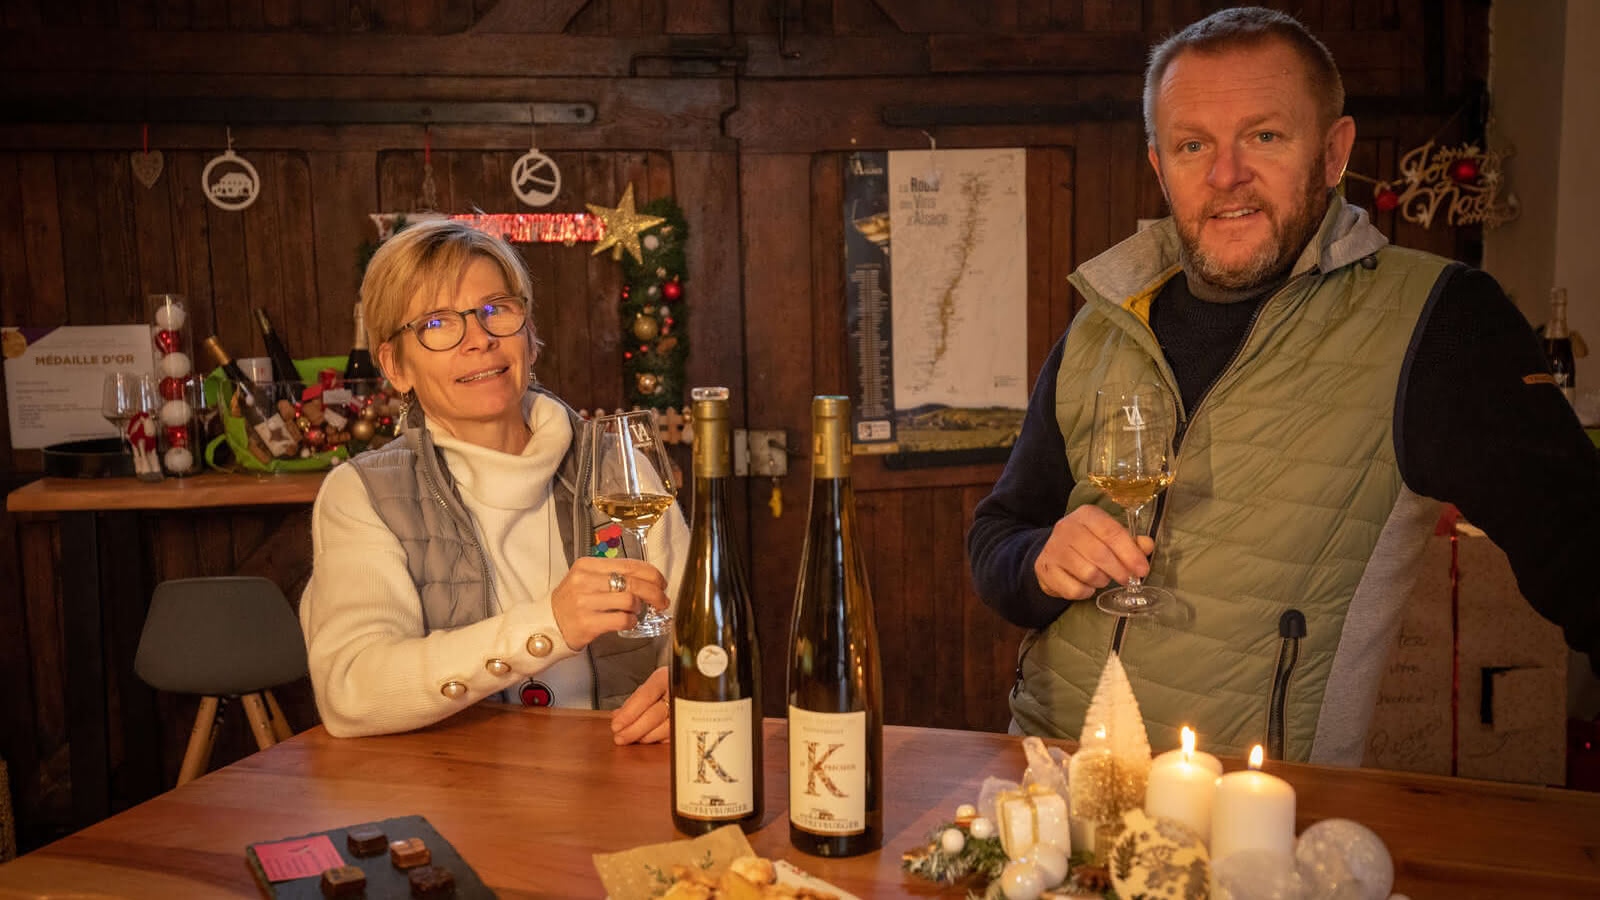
left=359, top=219, right=536, bottom=362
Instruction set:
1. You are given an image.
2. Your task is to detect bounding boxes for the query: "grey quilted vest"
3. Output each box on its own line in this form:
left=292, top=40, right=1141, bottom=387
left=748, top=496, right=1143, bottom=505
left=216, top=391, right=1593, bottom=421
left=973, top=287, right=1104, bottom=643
left=347, top=386, right=658, bottom=710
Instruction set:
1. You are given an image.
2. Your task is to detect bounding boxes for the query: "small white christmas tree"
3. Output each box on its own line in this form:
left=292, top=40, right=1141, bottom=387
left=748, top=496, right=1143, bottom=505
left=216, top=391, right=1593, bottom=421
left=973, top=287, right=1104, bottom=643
left=1068, top=653, right=1152, bottom=836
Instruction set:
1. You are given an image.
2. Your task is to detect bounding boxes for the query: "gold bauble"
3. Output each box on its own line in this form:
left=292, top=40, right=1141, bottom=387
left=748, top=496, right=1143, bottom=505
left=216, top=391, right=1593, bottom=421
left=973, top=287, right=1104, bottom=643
left=631, top=315, right=660, bottom=341
left=359, top=405, right=379, bottom=421
left=351, top=419, right=376, bottom=441
left=637, top=373, right=660, bottom=393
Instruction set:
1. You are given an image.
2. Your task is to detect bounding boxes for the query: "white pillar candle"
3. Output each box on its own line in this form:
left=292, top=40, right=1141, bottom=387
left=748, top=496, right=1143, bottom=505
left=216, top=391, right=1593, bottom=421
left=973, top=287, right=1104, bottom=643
left=1210, top=745, right=1296, bottom=867
left=1144, top=726, right=1222, bottom=843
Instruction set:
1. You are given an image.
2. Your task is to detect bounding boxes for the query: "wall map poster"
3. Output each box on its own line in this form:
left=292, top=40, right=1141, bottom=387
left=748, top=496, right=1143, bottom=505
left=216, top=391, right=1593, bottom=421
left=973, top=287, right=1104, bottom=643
left=844, top=148, right=1027, bottom=460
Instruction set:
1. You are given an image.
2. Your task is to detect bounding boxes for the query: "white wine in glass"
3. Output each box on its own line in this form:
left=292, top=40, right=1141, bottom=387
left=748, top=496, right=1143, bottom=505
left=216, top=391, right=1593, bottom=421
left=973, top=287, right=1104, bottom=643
left=1087, top=382, right=1177, bottom=616
left=586, top=409, right=677, bottom=638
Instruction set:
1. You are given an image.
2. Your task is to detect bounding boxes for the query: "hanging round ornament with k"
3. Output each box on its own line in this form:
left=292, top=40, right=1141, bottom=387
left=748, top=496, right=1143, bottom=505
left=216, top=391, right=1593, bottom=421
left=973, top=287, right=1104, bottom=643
left=512, top=113, right=561, bottom=207
left=202, top=129, right=260, bottom=212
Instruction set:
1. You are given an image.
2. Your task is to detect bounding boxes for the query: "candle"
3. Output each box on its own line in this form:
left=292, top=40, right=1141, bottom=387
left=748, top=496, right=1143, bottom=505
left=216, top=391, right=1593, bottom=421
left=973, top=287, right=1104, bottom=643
left=1144, top=726, right=1222, bottom=843
left=1209, top=745, right=1296, bottom=867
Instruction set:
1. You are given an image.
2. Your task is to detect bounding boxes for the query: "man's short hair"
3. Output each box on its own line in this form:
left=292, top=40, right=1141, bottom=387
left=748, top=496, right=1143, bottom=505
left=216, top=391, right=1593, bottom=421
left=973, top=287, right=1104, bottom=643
left=1143, top=6, right=1345, bottom=145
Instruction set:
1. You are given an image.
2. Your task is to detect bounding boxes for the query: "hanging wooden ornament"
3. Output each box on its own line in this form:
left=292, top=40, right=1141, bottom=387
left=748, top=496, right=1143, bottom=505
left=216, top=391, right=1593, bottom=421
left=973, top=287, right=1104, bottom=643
left=512, top=112, right=561, bottom=208
left=202, top=128, right=260, bottom=212
left=130, top=124, right=162, bottom=189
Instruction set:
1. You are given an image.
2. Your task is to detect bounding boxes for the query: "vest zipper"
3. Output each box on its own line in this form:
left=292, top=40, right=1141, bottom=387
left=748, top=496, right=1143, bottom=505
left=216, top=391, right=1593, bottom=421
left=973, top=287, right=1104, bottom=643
left=1152, top=270, right=1319, bottom=544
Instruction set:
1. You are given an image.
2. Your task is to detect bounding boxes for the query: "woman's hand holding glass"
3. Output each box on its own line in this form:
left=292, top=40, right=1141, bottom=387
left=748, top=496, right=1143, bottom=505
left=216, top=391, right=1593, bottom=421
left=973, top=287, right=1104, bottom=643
left=549, top=557, right=670, bottom=652
left=583, top=409, right=677, bottom=638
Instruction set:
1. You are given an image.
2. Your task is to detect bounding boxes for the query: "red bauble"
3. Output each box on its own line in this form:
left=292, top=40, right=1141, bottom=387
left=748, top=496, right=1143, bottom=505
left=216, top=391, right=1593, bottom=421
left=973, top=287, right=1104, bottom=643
left=304, top=426, right=327, bottom=448
left=159, top=376, right=186, bottom=400
left=1448, top=158, right=1480, bottom=183
left=1374, top=187, right=1400, bottom=212
left=164, top=426, right=189, bottom=448
left=154, top=329, right=182, bottom=354
left=662, top=280, right=682, bottom=301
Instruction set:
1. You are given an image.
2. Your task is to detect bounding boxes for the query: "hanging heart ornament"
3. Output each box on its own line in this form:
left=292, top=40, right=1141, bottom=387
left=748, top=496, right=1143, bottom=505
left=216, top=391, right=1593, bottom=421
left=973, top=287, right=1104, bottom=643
left=131, top=150, right=164, bottom=188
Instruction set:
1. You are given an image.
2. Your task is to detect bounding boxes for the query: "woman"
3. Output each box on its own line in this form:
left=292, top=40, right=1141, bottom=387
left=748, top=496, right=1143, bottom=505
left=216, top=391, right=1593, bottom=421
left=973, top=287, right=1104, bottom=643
left=300, top=219, right=686, bottom=742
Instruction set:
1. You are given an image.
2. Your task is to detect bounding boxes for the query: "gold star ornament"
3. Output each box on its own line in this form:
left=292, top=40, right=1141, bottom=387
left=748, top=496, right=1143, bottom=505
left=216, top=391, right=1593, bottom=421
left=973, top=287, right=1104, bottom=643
left=586, top=184, right=665, bottom=264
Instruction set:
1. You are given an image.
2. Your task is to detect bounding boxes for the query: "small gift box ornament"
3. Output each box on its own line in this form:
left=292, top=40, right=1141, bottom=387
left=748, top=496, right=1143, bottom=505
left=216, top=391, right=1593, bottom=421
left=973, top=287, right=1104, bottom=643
left=996, top=783, right=1069, bottom=860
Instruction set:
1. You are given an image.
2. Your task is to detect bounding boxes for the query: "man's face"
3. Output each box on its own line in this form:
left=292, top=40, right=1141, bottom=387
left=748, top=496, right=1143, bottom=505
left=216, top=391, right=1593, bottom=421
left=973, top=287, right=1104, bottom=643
left=1147, top=40, right=1355, bottom=290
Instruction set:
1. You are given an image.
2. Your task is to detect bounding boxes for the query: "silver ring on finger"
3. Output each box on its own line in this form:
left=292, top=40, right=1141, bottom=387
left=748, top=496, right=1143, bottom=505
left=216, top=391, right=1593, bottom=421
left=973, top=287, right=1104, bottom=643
left=608, top=571, right=627, bottom=592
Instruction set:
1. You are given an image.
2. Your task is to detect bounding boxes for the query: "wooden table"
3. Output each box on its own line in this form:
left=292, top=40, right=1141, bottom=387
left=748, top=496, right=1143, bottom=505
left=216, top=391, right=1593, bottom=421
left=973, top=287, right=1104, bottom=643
left=0, top=705, right=1595, bottom=898
left=5, top=472, right=325, bottom=830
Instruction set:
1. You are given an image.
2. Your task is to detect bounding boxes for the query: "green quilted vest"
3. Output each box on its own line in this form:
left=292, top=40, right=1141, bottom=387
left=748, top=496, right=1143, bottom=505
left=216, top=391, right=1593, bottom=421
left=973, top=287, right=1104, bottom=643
left=1012, top=199, right=1449, bottom=763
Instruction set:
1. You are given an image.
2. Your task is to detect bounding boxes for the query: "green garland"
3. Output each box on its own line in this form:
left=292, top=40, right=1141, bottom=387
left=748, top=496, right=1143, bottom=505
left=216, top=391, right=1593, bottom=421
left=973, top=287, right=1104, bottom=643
left=618, top=197, right=690, bottom=411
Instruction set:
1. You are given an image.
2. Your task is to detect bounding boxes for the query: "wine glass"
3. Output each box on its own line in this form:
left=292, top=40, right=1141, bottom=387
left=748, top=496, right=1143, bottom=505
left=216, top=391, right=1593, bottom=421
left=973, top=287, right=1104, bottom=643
left=585, top=409, right=677, bottom=638
left=1086, top=382, right=1177, bottom=616
left=102, top=372, right=159, bottom=444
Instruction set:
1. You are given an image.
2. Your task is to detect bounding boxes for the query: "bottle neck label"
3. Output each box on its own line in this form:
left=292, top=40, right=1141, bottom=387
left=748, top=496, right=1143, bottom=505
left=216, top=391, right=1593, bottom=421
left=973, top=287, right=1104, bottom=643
left=694, top=414, right=731, bottom=478
left=787, top=706, right=867, bottom=834
left=674, top=697, right=755, bottom=819
left=812, top=423, right=850, bottom=479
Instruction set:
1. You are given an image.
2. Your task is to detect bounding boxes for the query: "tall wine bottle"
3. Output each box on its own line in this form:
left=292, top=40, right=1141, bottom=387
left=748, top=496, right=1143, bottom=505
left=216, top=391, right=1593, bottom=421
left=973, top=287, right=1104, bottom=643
left=253, top=308, right=306, bottom=401
left=1545, top=287, right=1576, bottom=404
left=786, top=395, right=883, bottom=857
left=344, top=302, right=379, bottom=394
left=670, top=386, right=764, bottom=835
left=203, top=336, right=299, bottom=459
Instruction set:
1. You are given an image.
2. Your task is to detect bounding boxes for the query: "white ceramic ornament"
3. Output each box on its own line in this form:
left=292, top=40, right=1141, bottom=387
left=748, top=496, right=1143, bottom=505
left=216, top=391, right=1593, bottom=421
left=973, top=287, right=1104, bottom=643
left=1025, top=844, right=1068, bottom=887
left=1295, top=819, right=1394, bottom=900
left=1212, top=848, right=1301, bottom=900
left=152, top=300, right=186, bottom=331
left=163, top=446, right=193, bottom=472
left=940, top=828, right=965, bottom=855
left=969, top=816, right=995, bottom=840
left=999, top=860, right=1044, bottom=900
left=643, top=233, right=660, bottom=251
left=159, top=399, right=191, bottom=427
left=159, top=352, right=192, bottom=379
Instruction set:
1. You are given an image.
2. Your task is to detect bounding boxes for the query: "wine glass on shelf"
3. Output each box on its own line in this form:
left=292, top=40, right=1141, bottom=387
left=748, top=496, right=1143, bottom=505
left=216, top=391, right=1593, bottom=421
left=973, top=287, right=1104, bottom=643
left=585, top=409, right=677, bottom=638
left=1086, top=382, right=1177, bottom=616
left=101, top=372, right=158, bottom=444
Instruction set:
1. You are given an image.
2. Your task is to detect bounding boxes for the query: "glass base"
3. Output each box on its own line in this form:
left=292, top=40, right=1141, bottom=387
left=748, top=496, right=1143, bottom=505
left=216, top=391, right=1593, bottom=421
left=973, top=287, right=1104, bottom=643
left=618, top=608, right=673, bottom=639
left=1096, top=584, right=1174, bottom=617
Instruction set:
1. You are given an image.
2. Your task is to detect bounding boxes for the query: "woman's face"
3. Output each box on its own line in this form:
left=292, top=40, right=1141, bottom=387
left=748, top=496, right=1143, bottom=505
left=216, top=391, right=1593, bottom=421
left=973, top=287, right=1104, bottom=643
left=378, top=255, right=534, bottom=442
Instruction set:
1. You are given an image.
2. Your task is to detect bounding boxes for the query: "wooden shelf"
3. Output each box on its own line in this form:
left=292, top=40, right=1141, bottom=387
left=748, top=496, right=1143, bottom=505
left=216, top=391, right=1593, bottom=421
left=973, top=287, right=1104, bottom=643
left=5, top=472, right=325, bottom=513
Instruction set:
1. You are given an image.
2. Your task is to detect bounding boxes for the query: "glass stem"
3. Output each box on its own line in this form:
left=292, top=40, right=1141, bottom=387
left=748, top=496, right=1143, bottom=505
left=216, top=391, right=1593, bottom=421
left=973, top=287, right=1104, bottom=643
left=1125, top=505, right=1144, bottom=590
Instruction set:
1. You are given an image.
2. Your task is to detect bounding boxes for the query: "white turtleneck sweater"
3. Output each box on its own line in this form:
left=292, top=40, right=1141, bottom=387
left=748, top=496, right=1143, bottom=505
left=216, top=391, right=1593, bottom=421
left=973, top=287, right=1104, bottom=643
left=300, top=392, right=687, bottom=737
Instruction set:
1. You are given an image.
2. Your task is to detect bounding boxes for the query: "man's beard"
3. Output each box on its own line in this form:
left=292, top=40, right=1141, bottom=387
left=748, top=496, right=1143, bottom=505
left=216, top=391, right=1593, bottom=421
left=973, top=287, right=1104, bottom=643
left=1173, top=151, right=1329, bottom=293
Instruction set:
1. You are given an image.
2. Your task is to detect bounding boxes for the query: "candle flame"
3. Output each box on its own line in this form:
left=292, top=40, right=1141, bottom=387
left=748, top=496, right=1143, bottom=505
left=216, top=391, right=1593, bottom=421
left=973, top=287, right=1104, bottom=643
left=1181, top=726, right=1195, bottom=757
left=1095, top=725, right=1106, bottom=741
left=1248, top=744, right=1265, bottom=769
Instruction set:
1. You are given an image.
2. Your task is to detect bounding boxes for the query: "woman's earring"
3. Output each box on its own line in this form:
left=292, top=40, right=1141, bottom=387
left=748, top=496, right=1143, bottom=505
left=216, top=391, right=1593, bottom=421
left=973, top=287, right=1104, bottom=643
left=527, top=363, right=539, bottom=389
left=396, top=389, right=416, bottom=426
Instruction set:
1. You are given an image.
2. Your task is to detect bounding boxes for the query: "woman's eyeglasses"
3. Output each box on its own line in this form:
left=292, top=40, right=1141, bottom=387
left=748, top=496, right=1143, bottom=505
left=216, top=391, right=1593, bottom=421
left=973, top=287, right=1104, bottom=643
left=391, top=297, right=528, bottom=352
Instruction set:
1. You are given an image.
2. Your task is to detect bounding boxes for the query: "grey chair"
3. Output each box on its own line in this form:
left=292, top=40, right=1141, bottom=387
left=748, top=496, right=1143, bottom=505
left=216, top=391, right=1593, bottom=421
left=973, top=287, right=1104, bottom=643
left=135, top=576, right=308, bottom=785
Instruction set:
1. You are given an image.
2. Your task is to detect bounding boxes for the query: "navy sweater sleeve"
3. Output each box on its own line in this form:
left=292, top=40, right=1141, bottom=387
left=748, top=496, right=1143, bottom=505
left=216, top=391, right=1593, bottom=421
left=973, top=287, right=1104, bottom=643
left=967, top=334, right=1074, bottom=629
left=1399, top=266, right=1600, bottom=672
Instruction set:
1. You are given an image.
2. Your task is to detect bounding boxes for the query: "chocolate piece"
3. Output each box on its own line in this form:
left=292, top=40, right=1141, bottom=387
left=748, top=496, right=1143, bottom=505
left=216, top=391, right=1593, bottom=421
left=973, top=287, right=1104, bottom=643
left=389, top=837, right=431, bottom=869
left=319, top=865, right=367, bottom=897
left=408, top=865, right=456, bottom=898
left=346, top=825, right=387, bottom=857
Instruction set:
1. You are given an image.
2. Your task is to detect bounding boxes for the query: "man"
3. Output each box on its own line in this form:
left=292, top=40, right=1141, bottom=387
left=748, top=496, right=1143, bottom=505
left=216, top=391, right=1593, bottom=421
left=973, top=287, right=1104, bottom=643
left=968, top=7, right=1599, bottom=764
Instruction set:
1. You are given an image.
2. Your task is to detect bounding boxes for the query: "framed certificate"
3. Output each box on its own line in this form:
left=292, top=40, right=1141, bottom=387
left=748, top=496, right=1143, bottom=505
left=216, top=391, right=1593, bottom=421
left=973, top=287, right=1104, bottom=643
left=3, top=325, right=156, bottom=449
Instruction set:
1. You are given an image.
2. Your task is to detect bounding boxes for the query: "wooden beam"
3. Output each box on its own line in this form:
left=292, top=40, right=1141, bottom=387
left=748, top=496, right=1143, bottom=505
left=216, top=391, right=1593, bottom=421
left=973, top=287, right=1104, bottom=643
left=471, top=0, right=593, bottom=33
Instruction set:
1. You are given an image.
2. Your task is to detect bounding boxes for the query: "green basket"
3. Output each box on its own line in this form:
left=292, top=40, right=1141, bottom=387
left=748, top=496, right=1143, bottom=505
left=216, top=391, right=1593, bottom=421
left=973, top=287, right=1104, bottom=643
left=203, top=356, right=368, bottom=474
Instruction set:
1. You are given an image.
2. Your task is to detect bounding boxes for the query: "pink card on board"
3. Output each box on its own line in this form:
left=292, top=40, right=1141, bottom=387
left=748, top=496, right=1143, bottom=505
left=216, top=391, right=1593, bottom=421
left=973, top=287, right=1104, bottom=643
left=252, top=834, right=344, bottom=881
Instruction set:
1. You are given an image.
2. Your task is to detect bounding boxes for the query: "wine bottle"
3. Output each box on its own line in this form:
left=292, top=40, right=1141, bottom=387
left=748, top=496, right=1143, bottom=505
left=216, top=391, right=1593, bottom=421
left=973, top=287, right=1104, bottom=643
left=1545, top=287, right=1576, bottom=404
left=252, top=308, right=306, bottom=402
left=787, top=395, right=883, bottom=857
left=670, top=386, right=764, bottom=835
left=203, top=336, right=300, bottom=458
left=344, top=302, right=379, bottom=394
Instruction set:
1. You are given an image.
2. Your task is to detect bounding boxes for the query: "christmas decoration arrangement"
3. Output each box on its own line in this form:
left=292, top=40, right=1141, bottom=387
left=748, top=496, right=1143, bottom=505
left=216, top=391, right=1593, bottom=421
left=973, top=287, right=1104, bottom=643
left=1353, top=138, right=1518, bottom=230
left=204, top=360, right=402, bottom=473
left=149, top=294, right=201, bottom=476
left=901, top=653, right=1406, bottom=900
